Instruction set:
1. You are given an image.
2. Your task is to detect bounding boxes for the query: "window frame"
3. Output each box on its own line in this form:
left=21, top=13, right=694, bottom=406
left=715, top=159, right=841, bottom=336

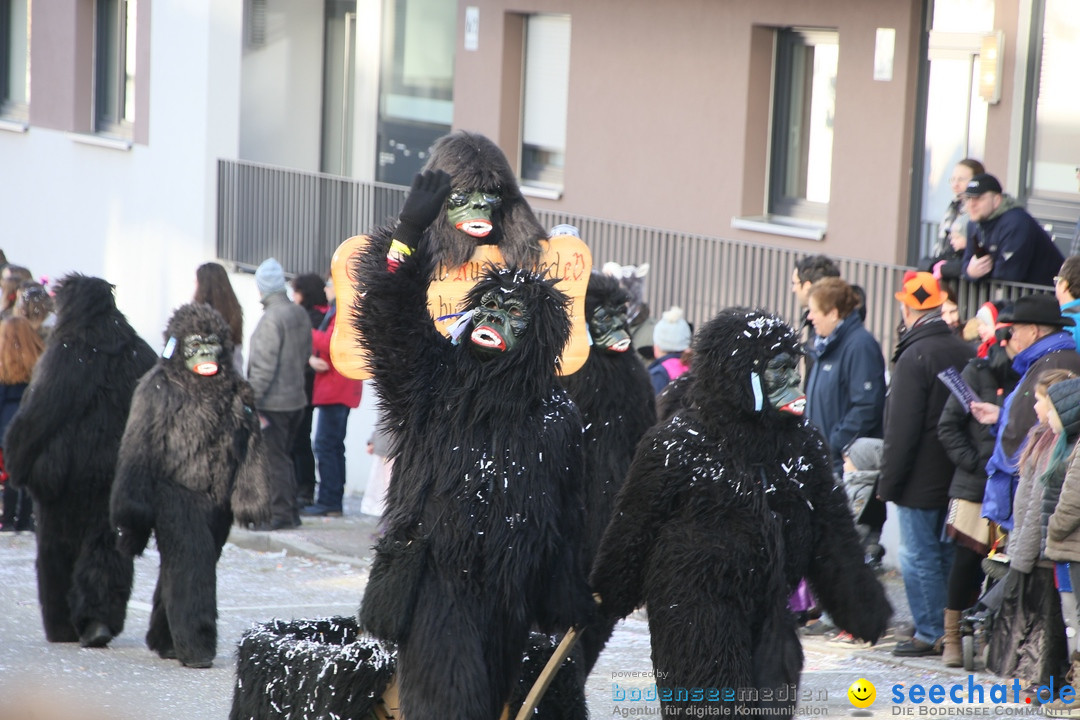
left=1018, top=0, right=1080, bottom=234
left=0, top=0, right=29, bottom=123
left=768, top=27, right=839, bottom=223
left=93, top=0, right=136, bottom=139
left=518, top=12, right=571, bottom=196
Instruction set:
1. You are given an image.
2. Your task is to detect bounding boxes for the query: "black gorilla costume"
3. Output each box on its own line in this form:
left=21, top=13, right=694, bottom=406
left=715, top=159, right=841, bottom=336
left=591, top=308, right=891, bottom=719
left=559, top=272, right=656, bottom=673
left=416, top=130, right=546, bottom=270
left=3, top=274, right=156, bottom=647
left=353, top=169, right=595, bottom=720
left=111, top=303, right=269, bottom=668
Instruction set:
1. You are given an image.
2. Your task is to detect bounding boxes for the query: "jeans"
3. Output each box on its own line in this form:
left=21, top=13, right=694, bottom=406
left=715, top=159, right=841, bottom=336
left=897, top=504, right=953, bottom=645
left=314, top=404, right=351, bottom=512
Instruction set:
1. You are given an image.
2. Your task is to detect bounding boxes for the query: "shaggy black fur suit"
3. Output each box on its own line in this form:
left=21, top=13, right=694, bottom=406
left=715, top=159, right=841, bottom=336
left=111, top=303, right=270, bottom=668
left=590, top=308, right=892, bottom=719
left=353, top=191, right=595, bottom=719
left=559, top=272, right=656, bottom=673
left=3, top=274, right=157, bottom=647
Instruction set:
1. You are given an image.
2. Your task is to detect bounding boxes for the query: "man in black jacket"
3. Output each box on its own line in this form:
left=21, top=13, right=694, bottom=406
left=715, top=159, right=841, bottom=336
left=879, top=272, right=975, bottom=656
left=962, top=173, right=1063, bottom=286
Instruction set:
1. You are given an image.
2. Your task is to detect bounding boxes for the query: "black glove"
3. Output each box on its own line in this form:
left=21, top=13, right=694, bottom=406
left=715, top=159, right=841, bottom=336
left=395, top=169, right=452, bottom=249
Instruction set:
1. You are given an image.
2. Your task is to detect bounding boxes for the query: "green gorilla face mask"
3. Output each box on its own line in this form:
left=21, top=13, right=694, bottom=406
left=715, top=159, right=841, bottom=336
left=182, top=333, right=223, bottom=376
left=446, top=189, right=502, bottom=238
left=469, top=289, right=528, bottom=359
left=588, top=305, right=632, bottom=353
left=763, top=352, right=804, bottom=415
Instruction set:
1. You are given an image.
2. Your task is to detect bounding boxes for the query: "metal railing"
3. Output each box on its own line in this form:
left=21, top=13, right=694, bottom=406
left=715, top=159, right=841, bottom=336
left=217, top=159, right=1054, bottom=361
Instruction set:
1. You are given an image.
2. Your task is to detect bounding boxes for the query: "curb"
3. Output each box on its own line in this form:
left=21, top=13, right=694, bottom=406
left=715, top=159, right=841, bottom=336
left=227, top=527, right=371, bottom=570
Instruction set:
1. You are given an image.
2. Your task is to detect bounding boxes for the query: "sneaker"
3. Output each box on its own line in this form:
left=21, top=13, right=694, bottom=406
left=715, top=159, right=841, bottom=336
left=828, top=631, right=861, bottom=645
left=300, top=505, right=343, bottom=517
left=1043, top=697, right=1080, bottom=717
left=893, top=637, right=943, bottom=657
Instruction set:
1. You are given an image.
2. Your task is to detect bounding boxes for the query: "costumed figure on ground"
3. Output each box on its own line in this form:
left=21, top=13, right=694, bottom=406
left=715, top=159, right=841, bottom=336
left=3, top=274, right=156, bottom=647
left=355, top=168, right=595, bottom=720
left=590, top=308, right=892, bottom=718
left=111, top=303, right=270, bottom=668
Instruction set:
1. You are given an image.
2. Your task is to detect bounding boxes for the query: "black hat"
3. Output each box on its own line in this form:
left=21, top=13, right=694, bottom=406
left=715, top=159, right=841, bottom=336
left=965, top=173, right=1003, bottom=197
left=998, top=293, right=1075, bottom=327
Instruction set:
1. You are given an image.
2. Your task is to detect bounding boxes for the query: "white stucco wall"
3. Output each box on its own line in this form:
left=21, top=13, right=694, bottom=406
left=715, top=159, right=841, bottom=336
left=0, top=0, right=244, bottom=347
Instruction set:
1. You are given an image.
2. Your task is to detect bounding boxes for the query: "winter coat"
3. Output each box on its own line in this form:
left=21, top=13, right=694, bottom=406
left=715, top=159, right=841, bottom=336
left=648, top=352, right=689, bottom=395
left=961, top=195, right=1063, bottom=286
left=879, top=317, right=975, bottom=508
left=246, top=291, right=312, bottom=412
left=805, top=313, right=886, bottom=475
left=937, top=345, right=1020, bottom=502
left=311, top=307, right=363, bottom=409
left=1061, top=299, right=1080, bottom=349
left=0, top=383, right=26, bottom=446
left=1048, top=444, right=1080, bottom=563
left=983, top=334, right=1080, bottom=529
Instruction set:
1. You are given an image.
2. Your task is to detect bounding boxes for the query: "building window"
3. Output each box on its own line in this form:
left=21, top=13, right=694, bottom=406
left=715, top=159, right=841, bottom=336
left=520, top=14, right=570, bottom=194
left=1024, top=0, right=1080, bottom=202
left=375, top=0, right=455, bottom=185
left=0, top=0, right=30, bottom=122
left=94, top=0, right=137, bottom=138
left=769, top=28, right=838, bottom=222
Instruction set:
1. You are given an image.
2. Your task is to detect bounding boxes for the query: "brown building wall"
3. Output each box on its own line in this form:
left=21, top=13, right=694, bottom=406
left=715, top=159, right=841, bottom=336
left=454, top=0, right=927, bottom=266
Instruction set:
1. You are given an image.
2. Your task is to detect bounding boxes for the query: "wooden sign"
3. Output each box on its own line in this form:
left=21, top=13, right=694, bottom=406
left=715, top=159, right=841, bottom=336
left=330, top=234, right=592, bottom=380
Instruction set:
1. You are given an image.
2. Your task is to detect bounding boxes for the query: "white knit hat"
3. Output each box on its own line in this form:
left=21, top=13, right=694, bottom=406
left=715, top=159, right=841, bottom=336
left=652, top=306, right=692, bottom=353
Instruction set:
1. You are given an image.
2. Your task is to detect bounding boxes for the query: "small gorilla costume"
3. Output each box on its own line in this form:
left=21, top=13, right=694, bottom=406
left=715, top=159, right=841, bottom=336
left=355, top=169, right=595, bottom=720
left=590, top=308, right=891, bottom=719
left=559, top=272, right=656, bottom=673
left=410, top=130, right=546, bottom=270
left=111, top=303, right=270, bottom=668
left=3, top=274, right=157, bottom=647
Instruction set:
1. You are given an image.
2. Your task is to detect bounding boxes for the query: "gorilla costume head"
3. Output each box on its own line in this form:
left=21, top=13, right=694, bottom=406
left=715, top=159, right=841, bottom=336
left=460, top=264, right=572, bottom=372
left=51, top=274, right=120, bottom=330
left=420, top=131, right=545, bottom=270
left=161, top=303, right=236, bottom=379
left=689, top=307, right=805, bottom=426
left=582, top=273, right=633, bottom=354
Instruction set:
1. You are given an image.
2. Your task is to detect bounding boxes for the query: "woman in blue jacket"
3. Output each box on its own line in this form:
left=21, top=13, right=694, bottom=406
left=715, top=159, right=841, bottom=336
left=805, top=277, right=887, bottom=476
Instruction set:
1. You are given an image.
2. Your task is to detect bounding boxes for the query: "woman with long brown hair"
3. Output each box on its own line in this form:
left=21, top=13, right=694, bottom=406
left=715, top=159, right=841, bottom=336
left=1, top=316, right=45, bottom=531
left=194, top=262, right=244, bottom=373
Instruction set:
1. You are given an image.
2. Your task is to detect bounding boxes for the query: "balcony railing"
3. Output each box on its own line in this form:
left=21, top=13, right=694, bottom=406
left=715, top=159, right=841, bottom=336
left=217, top=159, right=1053, bottom=362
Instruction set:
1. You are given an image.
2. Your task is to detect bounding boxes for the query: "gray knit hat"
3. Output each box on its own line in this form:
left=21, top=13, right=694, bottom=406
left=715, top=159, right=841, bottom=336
left=844, top=437, right=883, bottom=472
left=1048, top=378, right=1080, bottom=435
left=255, top=258, right=286, bottom=298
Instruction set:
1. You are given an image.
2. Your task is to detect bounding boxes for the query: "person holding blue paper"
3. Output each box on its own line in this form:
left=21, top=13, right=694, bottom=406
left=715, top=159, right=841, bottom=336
left=970, top=295, right=1080, bottom=534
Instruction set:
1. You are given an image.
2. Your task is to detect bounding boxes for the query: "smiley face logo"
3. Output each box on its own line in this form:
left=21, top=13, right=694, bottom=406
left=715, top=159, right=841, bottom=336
left=847, top=678, right=876, bottom=708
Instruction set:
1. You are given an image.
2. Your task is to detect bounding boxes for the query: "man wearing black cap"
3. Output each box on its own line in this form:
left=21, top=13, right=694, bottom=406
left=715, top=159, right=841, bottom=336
left=962, top=173, right=1063, bottom=286
left=971, top=294, right=1080, bottom=534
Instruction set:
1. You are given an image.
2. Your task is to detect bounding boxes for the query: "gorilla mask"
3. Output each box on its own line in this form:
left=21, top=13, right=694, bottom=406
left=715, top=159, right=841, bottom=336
left=588, top=304, right=632, bottom=353
left=182, top=333, right=222, bottom=376
left=470, top=289, right=528, bottom=357
left=447, top=189, right=502, bottom=238
left=761, top=352, right=804, bottom=415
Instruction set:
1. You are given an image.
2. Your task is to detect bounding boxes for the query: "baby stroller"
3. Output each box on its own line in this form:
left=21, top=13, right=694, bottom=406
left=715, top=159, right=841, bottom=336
left=958, top=536, right=1011, bottom=671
